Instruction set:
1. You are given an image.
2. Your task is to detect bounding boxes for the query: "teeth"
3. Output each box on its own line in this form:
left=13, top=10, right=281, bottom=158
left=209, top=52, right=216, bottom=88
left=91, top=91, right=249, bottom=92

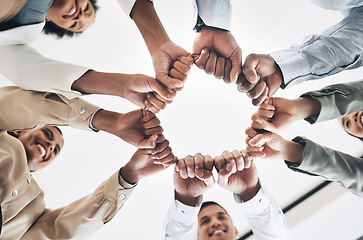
left=212, top=229, right=224, bottom=235
left=38, top=144, right=46, bottom=158
left=361, top=115, right=363, bottom=126
left=69, top=7, right=76, bottom=16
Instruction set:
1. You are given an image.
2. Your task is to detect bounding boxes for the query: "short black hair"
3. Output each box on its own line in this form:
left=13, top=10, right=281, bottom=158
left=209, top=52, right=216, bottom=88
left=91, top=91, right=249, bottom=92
left=42, top=0, right=98, bottom=38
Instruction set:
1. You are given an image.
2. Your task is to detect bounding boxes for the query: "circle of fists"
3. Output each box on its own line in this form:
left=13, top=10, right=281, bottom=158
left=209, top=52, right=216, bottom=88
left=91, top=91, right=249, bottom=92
left=174, top=150, right=258, bottom=202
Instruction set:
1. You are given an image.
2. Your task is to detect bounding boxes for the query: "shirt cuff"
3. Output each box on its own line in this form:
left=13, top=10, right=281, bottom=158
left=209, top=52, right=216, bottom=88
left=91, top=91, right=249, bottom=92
left=118, top=168, right=138, bottom=189
left=269, top=49, right=311, bottom=89
left=173, top=198, right=201, bottom=223
left=234, top=188, right=270, bottom=216
left=193, top=0, right=232, bottom=31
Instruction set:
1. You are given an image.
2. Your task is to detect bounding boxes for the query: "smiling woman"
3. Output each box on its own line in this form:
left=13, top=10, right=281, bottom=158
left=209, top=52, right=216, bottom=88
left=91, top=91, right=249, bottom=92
left=44, top=0, right=98, bottom=38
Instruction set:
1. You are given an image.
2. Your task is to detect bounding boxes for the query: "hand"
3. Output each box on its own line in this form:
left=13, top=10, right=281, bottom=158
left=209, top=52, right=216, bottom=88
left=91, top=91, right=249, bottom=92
left=174, top=153, right=215, bottom=206
left=245, top=127, right=286, bottom=159
left=146, top=55, right=194, bottom=111
left=151, top=40, right=190, bottom=91
left=121, top=74, right=176, bottom=113
left=251, top=97, right=316, bottom=132
left=121, top=136, right=176, bottom=184
left=193, top=27, right=242, bottom=83
left=237, top=54, right=283, bottom=106
left=214, top=151, right=259, bottom=200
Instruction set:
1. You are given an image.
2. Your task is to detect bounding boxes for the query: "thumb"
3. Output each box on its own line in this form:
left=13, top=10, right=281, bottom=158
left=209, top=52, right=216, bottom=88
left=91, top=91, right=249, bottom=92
left=138, top=134, right=157, bottom=149
left=196, top=169, right=215, bottom=187
left=229, top=51, right=242, bottom=84
left=218, top=162, right=235, bottom=184
left=251, top=118, right=277, bottom=132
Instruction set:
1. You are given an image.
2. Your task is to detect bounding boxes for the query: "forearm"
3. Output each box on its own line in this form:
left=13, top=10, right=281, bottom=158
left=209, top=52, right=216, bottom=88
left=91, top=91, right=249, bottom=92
left=282, top=139, right=304, bottom=166
left=71, top=71, right=127, bottom=97
left=271, top=6, right=363, bottom=88
left=130, top=0, right=170, bottom=54
left=91, top=109, right=123, bottom=136
left=292, top=96, right=321, bottom=121
left=175, top=191, right=202, bottom=207
left=236, top=181, right=261, bottom=202
left=301, top=80, right=363, bottom=123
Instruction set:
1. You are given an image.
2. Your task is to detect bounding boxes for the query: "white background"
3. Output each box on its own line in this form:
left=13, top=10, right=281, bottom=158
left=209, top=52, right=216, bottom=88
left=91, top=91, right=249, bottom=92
left=1, top=0, right=363, bottom=239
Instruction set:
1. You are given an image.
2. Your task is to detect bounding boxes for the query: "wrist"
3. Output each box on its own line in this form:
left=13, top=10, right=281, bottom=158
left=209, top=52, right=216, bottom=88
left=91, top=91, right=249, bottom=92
left=282, top=140, right=304, bottom=166
left=121, top=163, right=139, bottom=185
left=293, top=97, right=321, bottom=120
left=175, top=191, right=202, bottom=207
left=236, top=180, right=261, bottom=202
left=92, top=110, right=123, bottom=135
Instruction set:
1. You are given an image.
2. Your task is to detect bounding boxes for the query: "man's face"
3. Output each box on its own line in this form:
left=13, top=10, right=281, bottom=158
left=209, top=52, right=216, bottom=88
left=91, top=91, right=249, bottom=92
left=17, top=126, right=63, bottom=172
left=46, top=0, right=95, bottom=32
left=197, top=204, right=238, bottom=240
left=339, top=111, right=363, bottom=138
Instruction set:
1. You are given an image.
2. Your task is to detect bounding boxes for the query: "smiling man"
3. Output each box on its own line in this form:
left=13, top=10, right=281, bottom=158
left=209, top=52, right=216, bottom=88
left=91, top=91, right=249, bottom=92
left=0, top=86, right=175, bottom=239
left=164, top=152, right=291, bottom=240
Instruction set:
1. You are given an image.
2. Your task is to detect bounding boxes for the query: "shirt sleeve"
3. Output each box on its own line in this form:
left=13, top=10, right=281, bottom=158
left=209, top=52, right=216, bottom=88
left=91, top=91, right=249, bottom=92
left=0, top=86, right=101, bottom=132
left=163, top=199, right=199, bottom=240
left=235, top=188, right=292, bottom=240
left=193, top=0, right=232, bottom=31
left=270, top=6, right=363, bottom=89
left=0, top=44, right=89, bottom=99
left=20, top=171, right=135, bottom=239
left=288, top=137, right=363, bottom=198
left=300, top=80, right=363, bottom=124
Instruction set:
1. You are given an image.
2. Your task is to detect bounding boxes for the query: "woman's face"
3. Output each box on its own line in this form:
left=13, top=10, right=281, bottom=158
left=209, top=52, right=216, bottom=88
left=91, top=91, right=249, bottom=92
left=339, top=111, right=363, bottom=138
left=46, top=0, right=95, bottom=32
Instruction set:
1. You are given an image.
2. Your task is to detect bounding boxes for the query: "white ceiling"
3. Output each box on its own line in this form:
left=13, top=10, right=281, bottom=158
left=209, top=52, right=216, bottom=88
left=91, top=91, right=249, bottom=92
left=1, top=0, right=363, bottom=239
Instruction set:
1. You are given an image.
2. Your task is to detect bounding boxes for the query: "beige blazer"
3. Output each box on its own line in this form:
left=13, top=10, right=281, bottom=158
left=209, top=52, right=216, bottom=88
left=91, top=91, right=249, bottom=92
left=0, top=87, right=134, bottom=240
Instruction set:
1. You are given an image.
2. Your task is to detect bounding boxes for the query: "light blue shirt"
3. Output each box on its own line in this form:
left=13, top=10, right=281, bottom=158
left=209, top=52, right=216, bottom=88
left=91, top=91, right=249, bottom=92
left=270, top=1, right=363, bottom=88
left=193, top=0, right=232, bottom=31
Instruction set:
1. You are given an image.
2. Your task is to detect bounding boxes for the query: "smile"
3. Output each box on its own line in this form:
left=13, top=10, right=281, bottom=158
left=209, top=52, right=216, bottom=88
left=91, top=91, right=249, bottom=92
left=209, top=228, right=226, bottom=236
left=36, top=143, right=47, bottom=159
left=62, top=1, right=79, bottom=19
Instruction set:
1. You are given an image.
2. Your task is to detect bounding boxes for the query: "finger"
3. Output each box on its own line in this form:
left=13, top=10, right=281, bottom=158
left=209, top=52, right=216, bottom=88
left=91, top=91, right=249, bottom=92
left=194, top=48, right=209, bottom=69
left=242, top=54, right=261, bottom=84
left=146, top=93, right=167, bottom=111
left=205, top=51, right=218, bottom=75
left=204, top=155, right=214, bottom=171
left=214, top=57, right=226, bottom=79
left=238, top=79, right=257, bottom=93
left=232, top=150, right=244, bottom=171
left=248, top=132, right=277, bottom=147
left=194, top=153, right=205, bottom=171
left=246, top=145, right=264, bottom=154
left=251, top=87, right=269, bottom=107
left=245, top=127, right=259, bottom=138
left=218, top=162, right=235, bottom=185
left=176, top=158, right=188, bottom=179
left=247, top=80, right=266, bottom=100
left=153, top=147, right=173, bottom=163
left=241, top=150, right=253, bottom=169
left=184, top=155, right=196, bottom=178
left=236, top=72, right=247, bottom=87
left=214, top=155, right=226, bottom=172
left=251, top=108, right=275, bottom=121
left=179, top=55, right=194, bottom=67
left=143, top=117, right=161, bottom=130
left=153, top=92, right=173, bottom=104
left=142, top=110, right=156, bottom=123
left=246, top=150, right=266, bottom=158
left=149, top=79, right=175, bottom=100
left=223, top=59, right=232, bottom=83
left=251, top=118, right=277, bottom=132
left=157, top=74, right=184, bottom=90
left=144, top=126, right=163, bottom=136
left=170, top=68, right=187, bottom=82
left=230, top=49, right=242, bottom=83
left=173, top=61, right=191, bottom=77
left=221, top=150, right=236, bottom=174
left=155, top=134, right=165, bottom=144
left=196, top=169, right=215, bottom=187
left=152, top=139, right=169, bottom=154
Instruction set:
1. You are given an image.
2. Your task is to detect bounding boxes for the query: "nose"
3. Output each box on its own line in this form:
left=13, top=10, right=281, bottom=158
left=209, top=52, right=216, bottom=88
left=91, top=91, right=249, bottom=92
left=46, top=139, right=56, bottom=152
left=211, top=219, right=221, bottom=228
left=354, top=112, right=358, bottom=122
left=74, top=8, right=83, bottom=20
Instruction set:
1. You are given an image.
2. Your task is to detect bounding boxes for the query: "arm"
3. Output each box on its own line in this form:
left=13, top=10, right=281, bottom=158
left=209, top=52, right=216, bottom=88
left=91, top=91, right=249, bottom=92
left=129, top=0, right=189, bottom=91
left=164, top=154, right=215, bottom=240
left=22, top=137, right=175, bottom=239
left=215, top=151, right=292, bottom=240
left=270, top=6, right=363, bottom=88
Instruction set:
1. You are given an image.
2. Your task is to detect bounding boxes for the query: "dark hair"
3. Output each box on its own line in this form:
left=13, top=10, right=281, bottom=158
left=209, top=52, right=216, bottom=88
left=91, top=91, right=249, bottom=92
left=200, top=201, right=231, bottom=219
left=346, top=131, right=363, bottom=142
left=42, top=0, right=98, bottom=38
left=53, top=126, right=63, bottom=136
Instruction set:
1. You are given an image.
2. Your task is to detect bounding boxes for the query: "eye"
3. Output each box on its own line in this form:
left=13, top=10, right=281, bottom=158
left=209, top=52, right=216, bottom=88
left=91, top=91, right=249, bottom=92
left=347, top=120, right=350, bottom=128
left=84, top=3, right=89, bottom=12
left=200, top=219, right=209, bottom=226
left=70, top=21, right=77, bottom=28
left=42, top=129, right=51, bottom=140
left=218, top=216, right=226, bottom=220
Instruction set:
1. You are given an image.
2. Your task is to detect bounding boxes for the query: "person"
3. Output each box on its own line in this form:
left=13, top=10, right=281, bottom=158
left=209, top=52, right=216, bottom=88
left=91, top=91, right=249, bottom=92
left=248, top=80, right=363, bottom=140
left=0, top=0, right=195, bottom=113
left=164, top=151, right=292, bottom=240
left=244, top=80, right=363, bottom=198
left=192, top=0, right=363, bottom=106
left=0, top=85, right=176, bottom=239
